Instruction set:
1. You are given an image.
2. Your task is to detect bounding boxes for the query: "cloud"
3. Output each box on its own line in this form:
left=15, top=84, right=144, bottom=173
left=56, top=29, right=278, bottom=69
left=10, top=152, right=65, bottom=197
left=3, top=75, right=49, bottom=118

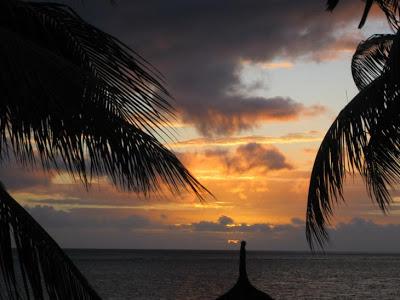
left=202, top=143, right=292, bottom=175
left=184, top=97, right=326, bottom=136
left=218, top=215, right=234, bottom=226
left=27, top=205, right=153, bottom=230
left=0, top=163, right=51, bottom=190
left=175, top=143, right=292, bottom=182
left=227, top=143, right=292, bottom=173
left=291, top=218, right=305, bottom=226
left=179, top=216, right=311, bottom=236
left=62, top=0, right=364, bottom=136
left=22, top=206, right=400, bottom=251
left=172, top=132, right=323, bottom=149
left=175, top=215, right=280, bottom=233
left=172, top=216, right=400, bottom=252
left=241, top=60, right=294, bottom=70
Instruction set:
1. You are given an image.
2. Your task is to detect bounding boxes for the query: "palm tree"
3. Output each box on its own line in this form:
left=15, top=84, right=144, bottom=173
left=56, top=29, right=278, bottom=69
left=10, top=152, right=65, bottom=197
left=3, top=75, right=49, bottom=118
left=0, top=0, right=209, bottom=298
left=307, top=0, right=400, bottom=248
left=327, top=0, right=398, bottom=29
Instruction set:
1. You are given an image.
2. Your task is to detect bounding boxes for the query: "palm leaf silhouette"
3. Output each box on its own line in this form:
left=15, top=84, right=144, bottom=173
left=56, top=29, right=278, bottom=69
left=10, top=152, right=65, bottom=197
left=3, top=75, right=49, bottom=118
left=306, top=76, right=389, bottom=248
left=0, top=184, right=100, bottom=299
left=351, top=34, right=394, bottom=90
left=0, top=0, right=210, bottom=298
left=307, top=2, right=400, bottom=248
left=326, top=0, right=399, bottom=29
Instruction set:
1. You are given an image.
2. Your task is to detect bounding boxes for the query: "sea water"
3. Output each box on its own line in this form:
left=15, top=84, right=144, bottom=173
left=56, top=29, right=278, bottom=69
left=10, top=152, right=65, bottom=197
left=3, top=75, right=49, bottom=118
left=67, top=249, right=400, bottom=300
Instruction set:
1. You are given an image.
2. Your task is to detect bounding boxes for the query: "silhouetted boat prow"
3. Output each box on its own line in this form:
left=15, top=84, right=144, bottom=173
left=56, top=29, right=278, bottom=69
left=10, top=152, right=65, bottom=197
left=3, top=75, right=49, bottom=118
left=216, top=241, right=274, bottom=300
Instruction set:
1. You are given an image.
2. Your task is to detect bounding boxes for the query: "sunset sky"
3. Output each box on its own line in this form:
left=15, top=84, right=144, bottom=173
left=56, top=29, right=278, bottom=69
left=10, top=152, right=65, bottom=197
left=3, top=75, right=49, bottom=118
left=5, top=0, right=400, bottom=251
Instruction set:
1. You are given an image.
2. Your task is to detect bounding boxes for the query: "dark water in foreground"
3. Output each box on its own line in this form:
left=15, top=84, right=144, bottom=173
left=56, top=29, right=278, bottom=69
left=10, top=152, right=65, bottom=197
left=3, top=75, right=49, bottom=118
left=68, top=249, right=400, bottom=300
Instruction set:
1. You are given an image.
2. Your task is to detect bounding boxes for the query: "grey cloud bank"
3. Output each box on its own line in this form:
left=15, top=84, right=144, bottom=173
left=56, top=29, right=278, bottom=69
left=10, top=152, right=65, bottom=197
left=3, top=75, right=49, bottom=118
left=28, top=206, right=400, bottom=252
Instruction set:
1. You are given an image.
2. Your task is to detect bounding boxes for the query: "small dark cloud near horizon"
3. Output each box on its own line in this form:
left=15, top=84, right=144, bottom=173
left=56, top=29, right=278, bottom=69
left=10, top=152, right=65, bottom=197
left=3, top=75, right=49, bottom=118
left=174, top=215, right=295, bottom=234
left=219, top=215, right=234, bottom=226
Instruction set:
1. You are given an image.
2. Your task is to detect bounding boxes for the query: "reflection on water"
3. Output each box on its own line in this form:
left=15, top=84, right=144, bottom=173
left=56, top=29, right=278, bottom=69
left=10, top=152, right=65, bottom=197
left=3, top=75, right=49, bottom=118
left=67, top=250, right=400, bottom=300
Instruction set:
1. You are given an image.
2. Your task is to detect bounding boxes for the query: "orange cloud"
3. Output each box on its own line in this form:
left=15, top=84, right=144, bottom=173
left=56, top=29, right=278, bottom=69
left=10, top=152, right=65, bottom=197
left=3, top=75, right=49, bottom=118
left=171, top=132, right=323, bottom=149
left=178, top=143, right=292, bottom=180
left=310, top=32, right=362, bottom=61
left=225, top=143, right=293, bottom=174
left=182, top=100, right=326, bottom=136
left=240, top=59, right=294, bottom=70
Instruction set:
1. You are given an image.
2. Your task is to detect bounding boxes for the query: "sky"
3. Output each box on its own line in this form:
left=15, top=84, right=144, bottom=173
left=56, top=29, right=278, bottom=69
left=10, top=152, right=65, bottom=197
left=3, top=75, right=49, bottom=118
left=5, top=0, right=400, bottom=251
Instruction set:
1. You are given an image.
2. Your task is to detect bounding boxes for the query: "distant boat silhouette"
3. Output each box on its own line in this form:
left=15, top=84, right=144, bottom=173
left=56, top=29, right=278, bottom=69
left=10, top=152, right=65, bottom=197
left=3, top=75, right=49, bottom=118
left=216, top=241, right=274, bottom=300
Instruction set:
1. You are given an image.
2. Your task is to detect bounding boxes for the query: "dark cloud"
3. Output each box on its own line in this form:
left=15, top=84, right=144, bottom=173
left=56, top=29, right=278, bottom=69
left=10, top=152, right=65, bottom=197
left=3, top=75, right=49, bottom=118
left=230, top=143, right=292, bottom=172
left=203, top=143, right=292, bottom=174
left=191, top=221, right=229, bottom=232
left=58, top=0, right=364, bottom=136
left=28, top=198, right=93, bottom=206
left=329, top=218, right=400, bottom=251
left=218, top=215, right=234, bottom=226
left=291, top=218, right=305, bottom=226
left=173, top=216, right=400, bottom=252
left=0, top=163, right=51, bottom=190
left=28, top=206, right=153, bottom=230
left=185, top=97, right=326, bottom=136
left=176, top=215, right=236, bottom=232
left=23, top=206, right=400, bottom=251
left=175, top=215, right=281, bottom=233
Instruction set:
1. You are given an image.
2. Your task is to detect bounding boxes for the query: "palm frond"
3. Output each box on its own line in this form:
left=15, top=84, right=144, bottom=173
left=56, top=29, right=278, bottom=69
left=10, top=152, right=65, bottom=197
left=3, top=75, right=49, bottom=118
left=1, top=0, right=174, bottom=136
left=306, top=76, right=390, bottom=249
left=385, top=30, right=400, bottom=84
left=307, top=24, right=400, bottom=249
left=363, top=124, right=400, bottom=211
left=0, top=26, right=209, bottom=197
left=0, top=184, right=101, bottom=299
left=358, top=0, right=374, bottom=29
left=362, top=89, right=400, bottom=210
left=351, top=34, right=394, bottom=90
left=326, top=0, right=339, bottom=11
left=326, top=0, right=400, bottom=29
left=360, top=30, right=400, bottom=203
left=377, top=0, right=400, bottom=30
left=0, top=1, right=211, bottom=299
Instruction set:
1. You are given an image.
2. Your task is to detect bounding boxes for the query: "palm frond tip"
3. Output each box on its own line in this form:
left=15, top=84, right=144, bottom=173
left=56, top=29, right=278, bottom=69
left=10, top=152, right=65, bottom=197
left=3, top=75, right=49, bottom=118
left=306, top=77, right=393, bottom=248
left=0, top=185, right=101, bottom=299
left=326, top=0, right=400, bottom=29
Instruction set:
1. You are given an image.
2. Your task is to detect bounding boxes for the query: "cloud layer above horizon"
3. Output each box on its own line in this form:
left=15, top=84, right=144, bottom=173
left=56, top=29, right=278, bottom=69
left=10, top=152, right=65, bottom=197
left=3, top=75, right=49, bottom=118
left=26, top=206, right=400, bottom=252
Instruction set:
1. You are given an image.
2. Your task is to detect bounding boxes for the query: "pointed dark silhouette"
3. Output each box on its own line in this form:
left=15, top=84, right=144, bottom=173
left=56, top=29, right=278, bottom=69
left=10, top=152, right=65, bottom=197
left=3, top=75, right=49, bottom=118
left=216, top=241, right=274, bottom=300
left=0, top=0, right=210, bottom=298
left=307, top=1, right=400, bottom=249
left=326, top=0, right=399, bottom=29
left=358, top=0, right=374, bottom=28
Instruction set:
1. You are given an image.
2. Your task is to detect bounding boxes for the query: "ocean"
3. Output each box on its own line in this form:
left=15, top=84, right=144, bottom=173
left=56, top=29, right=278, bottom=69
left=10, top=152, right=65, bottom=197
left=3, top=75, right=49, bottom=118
left=66, top=249, right=400, bottom=300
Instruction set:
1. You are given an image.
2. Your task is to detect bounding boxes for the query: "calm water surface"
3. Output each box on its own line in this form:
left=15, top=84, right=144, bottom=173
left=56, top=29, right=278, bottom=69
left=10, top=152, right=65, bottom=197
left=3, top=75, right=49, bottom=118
left=67, top=249, right=400, bottom=300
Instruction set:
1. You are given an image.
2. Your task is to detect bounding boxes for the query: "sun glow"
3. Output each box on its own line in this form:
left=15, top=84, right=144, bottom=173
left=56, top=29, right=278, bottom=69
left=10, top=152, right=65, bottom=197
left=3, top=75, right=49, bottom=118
left=228, top=239, right=240, bottom=244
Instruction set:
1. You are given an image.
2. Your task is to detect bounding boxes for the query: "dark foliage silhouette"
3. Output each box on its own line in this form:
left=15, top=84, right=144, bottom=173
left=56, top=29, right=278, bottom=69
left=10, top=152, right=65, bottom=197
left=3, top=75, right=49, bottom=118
left=216, top=241, right=273, bottom=300
left=0, top=0, right=210, bottom=298
left=307, top=1, right=400, bottom=248
left=327, top=0, right=399, bottom=29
